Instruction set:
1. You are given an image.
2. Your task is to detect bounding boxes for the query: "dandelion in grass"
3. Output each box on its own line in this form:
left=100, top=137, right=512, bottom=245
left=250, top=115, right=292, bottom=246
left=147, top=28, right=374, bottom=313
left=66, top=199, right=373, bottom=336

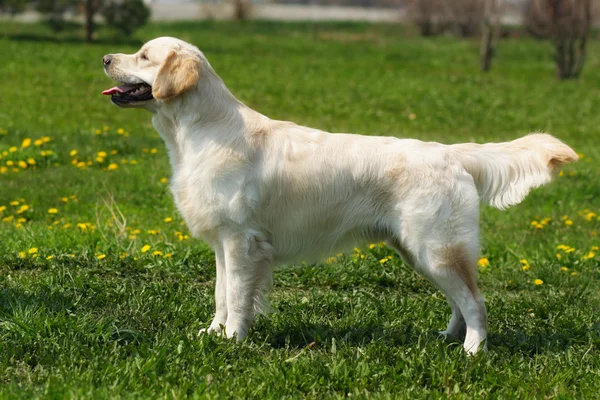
left=564, top=219, right=574, bottom=226
left=70, top=150, right=78, bottom=157
left=18, top=161, right=27, bottom=169
left=107, top=163, right=118, bottom=171
left=141, top=245, right=151, bottom=253
left=96, top=254, right=106, bottom=260
left=561, top=267, right=569, bottom=272
left=533, top=279, right=543, bottom=285
left=28, top=248, right=38, bottom=255
left=582, top=251, right=596, bottom=261
left=164, top=253, right=172, bottom=259
left=571, top=272, right=580, bottom=276
left=478, top=258, right=490, bottom=268
left=369, top=243, right=376, bottom=249
left=0, top=206, right=5, bottom=213
left=21, top=138, right=31, bottom=148
left=520, top=259, right=530, bottom=271
left=46, top=256, right=53, bottom=260
left=164, top=217, right=173, bottom=223
left=18, top=251, right=25, bottom=258
left=48, top=208, right=58, bottom=214
left=152, top=250, right=163, bottom=256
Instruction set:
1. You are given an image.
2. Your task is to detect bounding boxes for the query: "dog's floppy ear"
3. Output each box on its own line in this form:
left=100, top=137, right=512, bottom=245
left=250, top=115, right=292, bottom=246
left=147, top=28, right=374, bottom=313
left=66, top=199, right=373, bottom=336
left=152, top=50, right=201, bottom=101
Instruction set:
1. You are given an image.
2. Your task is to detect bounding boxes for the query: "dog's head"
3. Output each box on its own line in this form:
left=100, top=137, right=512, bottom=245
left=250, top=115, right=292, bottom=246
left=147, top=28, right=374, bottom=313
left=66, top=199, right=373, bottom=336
left=102, top=37, right=203, bottom=109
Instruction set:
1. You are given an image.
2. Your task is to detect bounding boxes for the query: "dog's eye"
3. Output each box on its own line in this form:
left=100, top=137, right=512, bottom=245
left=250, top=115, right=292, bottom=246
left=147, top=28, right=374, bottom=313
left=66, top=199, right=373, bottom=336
left=140, top=52, right=148, bottom=61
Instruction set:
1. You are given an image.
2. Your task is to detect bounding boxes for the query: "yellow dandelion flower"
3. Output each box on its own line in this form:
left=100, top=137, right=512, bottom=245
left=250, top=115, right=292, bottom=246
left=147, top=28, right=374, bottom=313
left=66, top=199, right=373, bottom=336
left=18, top=251, right=26, bottom=258
left=0, top=206, right=5, bottom=213
left=369, top=243, right=376, bottom=249
left=164, top=253, right=172, bottom=258
left=119, top=252, right=129, bottom=259
left=48, top=208, right=58, bottom=214
left=96, top=157, right=105, bottom=163
left=33, top=139, right=43, bottom=146
left=164, top=217, right=173, bottom=223
left=117, top=128, right=125, bottom=134
left=70, top=150, right=77, bottom=157
left=571, top=272, right=579, bottom=276
left=130, top=160, right=138, bottom=165
left=46, top=255, right=53, bottom=260
left=63, top=223, right=72, bottom=229
left=77, top=223, right=88, bottom=231
left=561, top=267, right=568, bottom=272
left=0, top=166, right=6, bottom=174
left=17, top=205, right=29, bottom=213
left=28, top=248, right=38, bottom=255
left=160, top=177, right=168, bottom=184
left=107, top=163, right=118, bottom=171
left=520, top=259, right=530, bottom=271
left=10, top=200, right=19, bottom=206
left=3, top=216, right=14, bottom=222
left=6, top=160, right=14, bottom=167
left=591, top=246, right=599, bottom=251
left=150, top=148, right=158, bottom=154
left=152, top=250, right=163, bottom=256
left=556, top=253, right=562, bottom=260
left=97, top=151, right=107, bottom=158
left=582, top=251, right=596, bottom=260
left=61, top=197, right=68, bottom=203
left=141, top=244, right=151, bottom=253
left=21, top=138, right=31, bottom=148
left=564, top=220, right=573, bottom=226
left=478, top=258, right=490, bottom=268
left=76, top=161, right=86, bottom=168
left=96, top=254, right=106, bottom=260
left=379, top=258, right=388, bottom=264
left=95, top=129, right=102, bottom=135
left=533, top=279, right=543, bottom=285
left=18, top=161, right=28, bottom=169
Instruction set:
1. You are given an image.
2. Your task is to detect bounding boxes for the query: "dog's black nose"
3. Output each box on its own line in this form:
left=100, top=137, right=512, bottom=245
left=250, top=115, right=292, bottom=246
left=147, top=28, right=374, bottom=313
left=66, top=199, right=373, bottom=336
left=103, top=55, right=112, bottom=66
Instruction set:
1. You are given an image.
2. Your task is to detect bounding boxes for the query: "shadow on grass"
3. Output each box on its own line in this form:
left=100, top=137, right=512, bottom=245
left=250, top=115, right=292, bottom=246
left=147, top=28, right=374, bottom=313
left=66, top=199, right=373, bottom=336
left=266, top=320, right=428, bottom=349
left=266, top=318, right=599, bottom=356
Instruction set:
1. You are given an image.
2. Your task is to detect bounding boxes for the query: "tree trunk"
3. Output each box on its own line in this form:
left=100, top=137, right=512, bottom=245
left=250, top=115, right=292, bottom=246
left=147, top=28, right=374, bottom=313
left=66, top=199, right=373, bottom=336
left=84, top=0, right=96, bottom=42
left=480, top=0, right=501, bottom=71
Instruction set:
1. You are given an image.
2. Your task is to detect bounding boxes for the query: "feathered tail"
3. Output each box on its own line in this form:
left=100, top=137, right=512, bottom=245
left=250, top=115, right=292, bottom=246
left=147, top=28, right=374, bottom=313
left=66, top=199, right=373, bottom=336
left=451, top=133, right=578, bottom=210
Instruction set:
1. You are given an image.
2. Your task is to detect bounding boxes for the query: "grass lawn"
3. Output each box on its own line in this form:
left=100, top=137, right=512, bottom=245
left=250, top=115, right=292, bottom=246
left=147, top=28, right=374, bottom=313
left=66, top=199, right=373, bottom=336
left=0, top=21, right=599, bottom=398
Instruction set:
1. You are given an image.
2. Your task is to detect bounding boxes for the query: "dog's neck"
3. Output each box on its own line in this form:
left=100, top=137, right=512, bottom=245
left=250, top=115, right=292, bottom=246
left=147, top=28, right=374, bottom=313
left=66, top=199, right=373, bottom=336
left=151, top=68, right=268, bottom=169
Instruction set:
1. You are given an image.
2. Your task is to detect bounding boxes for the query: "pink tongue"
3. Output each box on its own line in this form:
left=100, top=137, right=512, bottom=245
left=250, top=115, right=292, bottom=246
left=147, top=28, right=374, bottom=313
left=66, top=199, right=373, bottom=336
left=102, top=84, right=139, bottom=95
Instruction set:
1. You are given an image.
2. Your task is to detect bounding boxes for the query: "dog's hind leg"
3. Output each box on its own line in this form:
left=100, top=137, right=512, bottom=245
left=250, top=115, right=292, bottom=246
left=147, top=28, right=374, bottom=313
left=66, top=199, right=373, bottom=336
left=222, top=230, right=274, bottom=341
left=389, top=238, right=466, bottom=341
left=424, top=243, right=488, bottom=354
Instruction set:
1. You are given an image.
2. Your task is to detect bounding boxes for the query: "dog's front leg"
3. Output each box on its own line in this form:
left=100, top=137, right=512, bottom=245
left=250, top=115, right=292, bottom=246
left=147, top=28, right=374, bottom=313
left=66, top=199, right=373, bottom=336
left=200, top=245, right=228, bottom=335
left=222, top=231, right=274, bottom=341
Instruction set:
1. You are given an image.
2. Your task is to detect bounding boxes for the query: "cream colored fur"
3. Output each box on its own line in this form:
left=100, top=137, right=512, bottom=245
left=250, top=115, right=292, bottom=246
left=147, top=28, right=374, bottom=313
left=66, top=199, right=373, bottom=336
left=103, top=37, right=578, bottom=354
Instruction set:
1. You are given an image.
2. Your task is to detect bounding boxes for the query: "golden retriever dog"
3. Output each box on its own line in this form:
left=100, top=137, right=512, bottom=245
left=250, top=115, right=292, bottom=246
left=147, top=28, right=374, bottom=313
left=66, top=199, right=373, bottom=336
left=102, top=37, right=577, bottom=354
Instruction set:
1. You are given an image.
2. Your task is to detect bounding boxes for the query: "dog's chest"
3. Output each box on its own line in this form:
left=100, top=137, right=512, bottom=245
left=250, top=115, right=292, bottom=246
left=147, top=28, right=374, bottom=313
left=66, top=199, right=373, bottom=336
left=169, top=151, right=253, bottom=242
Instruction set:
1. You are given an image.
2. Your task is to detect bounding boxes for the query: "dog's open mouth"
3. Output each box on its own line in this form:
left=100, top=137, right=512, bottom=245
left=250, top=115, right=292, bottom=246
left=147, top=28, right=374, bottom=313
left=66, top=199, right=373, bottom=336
left=102, top=82, right=153, bottom=105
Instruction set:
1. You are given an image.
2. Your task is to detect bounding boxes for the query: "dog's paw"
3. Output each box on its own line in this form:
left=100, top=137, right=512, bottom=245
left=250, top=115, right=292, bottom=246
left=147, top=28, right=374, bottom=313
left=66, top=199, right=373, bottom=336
left=198, top=322, right=225, bottom=336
